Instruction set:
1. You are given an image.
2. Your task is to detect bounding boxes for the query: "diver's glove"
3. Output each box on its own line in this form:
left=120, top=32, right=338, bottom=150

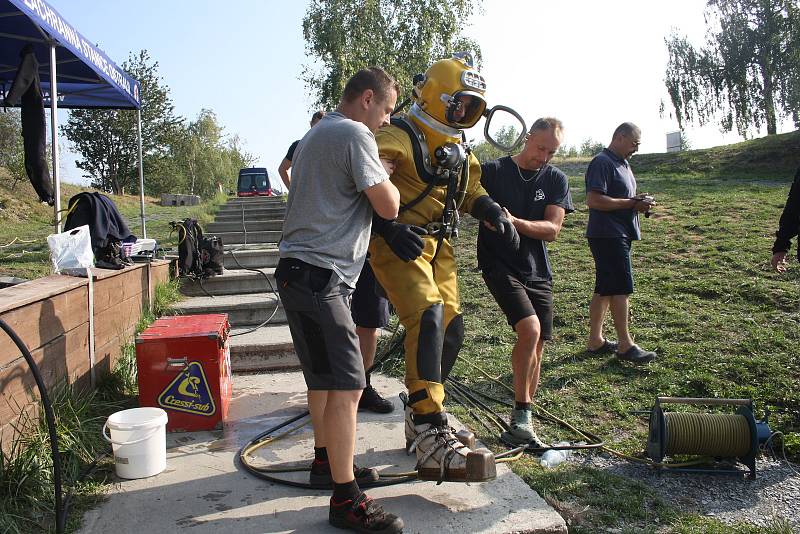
left=373, top=213, right=426, bottom=262
left=471, top=195, right=520, bottom=251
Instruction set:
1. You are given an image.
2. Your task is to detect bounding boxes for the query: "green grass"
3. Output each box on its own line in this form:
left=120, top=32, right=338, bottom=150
left=438, top=166, right=799, bottom=531
left=0, top=177, right=225, bottom=280
left=0, top=281, right=183, bottom=533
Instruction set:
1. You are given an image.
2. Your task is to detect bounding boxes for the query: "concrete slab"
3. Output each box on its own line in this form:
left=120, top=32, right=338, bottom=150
left=180, top=268, right=277, bottom=297
left=228, top=325, right=298, bottom=371
left=172, top=292, right=284, bottom=326
left=78, top=373, right=566, bottom=534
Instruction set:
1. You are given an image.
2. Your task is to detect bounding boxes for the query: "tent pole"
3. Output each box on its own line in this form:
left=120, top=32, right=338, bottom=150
left=137, top=109, right=146, bottom=238
left=49, top=42, right=61, bottom=233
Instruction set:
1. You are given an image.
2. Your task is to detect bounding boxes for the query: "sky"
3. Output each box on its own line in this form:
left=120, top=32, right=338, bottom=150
left=43, top=0, right=794, bottom=190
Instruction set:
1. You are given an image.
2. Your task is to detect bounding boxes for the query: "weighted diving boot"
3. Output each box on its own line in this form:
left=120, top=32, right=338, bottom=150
left=400, top=392, right=475, bottom=451
left=408, top=412, right=495, bottom=483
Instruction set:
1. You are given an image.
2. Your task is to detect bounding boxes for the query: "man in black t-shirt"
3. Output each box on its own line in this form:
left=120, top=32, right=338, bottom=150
left=478, top=117, right=574, bottom=448
left=771, top=166, right=800, bottom=273
left=278, top=110, right=326, bottom=189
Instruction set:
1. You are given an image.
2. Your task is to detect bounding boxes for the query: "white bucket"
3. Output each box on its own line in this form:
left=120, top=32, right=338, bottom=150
left=103, top=407, right=168, bottom=479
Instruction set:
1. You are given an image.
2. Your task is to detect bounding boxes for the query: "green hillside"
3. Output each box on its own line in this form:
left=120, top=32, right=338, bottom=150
left=554, top=129, right=800, bottom=180
left=0, top=173, right=221, bottom=280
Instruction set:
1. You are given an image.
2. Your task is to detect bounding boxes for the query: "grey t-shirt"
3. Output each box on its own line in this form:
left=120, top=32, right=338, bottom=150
left=280, top=112, right=389, bottom=286
left=585, top=148, right=641, bottom=240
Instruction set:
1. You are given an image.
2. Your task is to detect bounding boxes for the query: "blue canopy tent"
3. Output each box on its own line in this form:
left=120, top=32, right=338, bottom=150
left=0, top=0, right=147, bottom=236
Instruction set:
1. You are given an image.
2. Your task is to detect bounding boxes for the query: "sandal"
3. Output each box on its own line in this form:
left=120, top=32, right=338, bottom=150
left=586, top=339, right=618, bottom=355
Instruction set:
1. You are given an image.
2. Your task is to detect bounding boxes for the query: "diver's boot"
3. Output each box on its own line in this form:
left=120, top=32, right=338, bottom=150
left=408, top=413, right=495, bottom=483
left=400, top=392, right=475, bottom=451
left=500, top=408, right=546, bottom=449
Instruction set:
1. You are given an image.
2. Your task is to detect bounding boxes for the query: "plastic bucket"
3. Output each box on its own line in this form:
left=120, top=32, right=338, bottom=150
left=102, top=407, right=168, bottom=479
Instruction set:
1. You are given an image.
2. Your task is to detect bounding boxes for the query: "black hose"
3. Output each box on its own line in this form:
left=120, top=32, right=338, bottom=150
left=0, top=319, right=65, bottom=534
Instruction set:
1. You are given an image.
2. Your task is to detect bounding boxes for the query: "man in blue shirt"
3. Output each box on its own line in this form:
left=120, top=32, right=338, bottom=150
left=584, top=122, right=656, bottom=364
left=479, top=117, right=574, bottom=447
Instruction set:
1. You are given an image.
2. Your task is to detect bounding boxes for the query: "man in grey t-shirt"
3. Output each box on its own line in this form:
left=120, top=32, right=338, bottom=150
left=276, top=68, right=403, bottom=533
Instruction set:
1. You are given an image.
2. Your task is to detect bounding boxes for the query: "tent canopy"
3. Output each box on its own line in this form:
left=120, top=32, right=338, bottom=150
left=0, top=0, right=140, bottom=109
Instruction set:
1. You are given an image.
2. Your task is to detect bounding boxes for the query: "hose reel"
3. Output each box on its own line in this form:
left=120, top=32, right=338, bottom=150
left=647, top=397, right=772, bottom=478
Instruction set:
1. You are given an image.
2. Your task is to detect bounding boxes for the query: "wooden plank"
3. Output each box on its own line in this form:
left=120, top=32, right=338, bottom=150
left=93, top=267, right=145, bottom=314
left=0, top=286, right=89, bottom=367
left=0, top=275, right=85, bottom=314
left=0, top=322, right=90, bottom=424
left=92, top=294, right=142, bottom=349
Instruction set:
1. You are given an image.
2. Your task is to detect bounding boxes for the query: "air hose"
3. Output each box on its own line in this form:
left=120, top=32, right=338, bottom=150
left=0, top=318, right=65, bottom=534
left=229, top=199, right=282, bottom=337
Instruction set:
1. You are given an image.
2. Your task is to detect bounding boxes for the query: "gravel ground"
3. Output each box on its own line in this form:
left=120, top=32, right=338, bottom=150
left=573, top=450, right=800, bottom=530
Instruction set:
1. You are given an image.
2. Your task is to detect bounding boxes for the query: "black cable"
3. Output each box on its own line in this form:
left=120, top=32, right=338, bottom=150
left=0, top=319, right=65, bottom=534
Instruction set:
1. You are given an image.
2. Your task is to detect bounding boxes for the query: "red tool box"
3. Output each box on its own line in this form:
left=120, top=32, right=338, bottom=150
left=135, top=314, right=231, bottom=432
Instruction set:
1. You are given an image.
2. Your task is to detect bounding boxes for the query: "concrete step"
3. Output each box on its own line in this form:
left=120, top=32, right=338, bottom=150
left=179, top=268, right=276, bottom=296
left=219, top=202, right=285, bottom=211
left=213, top=230, right=282, bottom=245
left=206, top=220, right=284, bottom=233
left=213, top=212, right=285, bottom=223
left=172, top=292, right=285, bottom=326
left=223, top=248, right=279, bottom=269
left=225, top=196, right=285, bottom=203
left=228, top=324, right=300, bottom=371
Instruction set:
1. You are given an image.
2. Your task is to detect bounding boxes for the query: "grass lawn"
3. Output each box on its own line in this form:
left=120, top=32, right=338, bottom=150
left=438, top=166, right=799, bottom=532
left=0, top=178, right=223, bottom=280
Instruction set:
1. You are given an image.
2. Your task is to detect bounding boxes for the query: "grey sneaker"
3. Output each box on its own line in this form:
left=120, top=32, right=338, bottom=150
left=501, top=408, right=546, bottom=448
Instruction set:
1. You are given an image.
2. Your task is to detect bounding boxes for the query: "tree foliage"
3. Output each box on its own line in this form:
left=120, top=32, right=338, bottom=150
left=664, top=0, right=800, bottom=137
left=62, top=51, right=252, bottom=198
left=0, top=109, right=26, bottom=189
left=302, top=0, right=483, bottom=110
left=471, top=126, right=519, bottom=163
left=62, top=50, right=181, bottom=194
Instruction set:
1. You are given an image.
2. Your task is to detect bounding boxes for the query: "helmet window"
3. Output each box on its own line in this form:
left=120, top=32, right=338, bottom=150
left=446, top=92, right=486, bottom=128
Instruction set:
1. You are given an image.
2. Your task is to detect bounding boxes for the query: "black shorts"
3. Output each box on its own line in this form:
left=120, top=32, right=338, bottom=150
left=481, top=264, right=553, bottom=340
left=588, top=237, right=634, bottom=296
left=275, top=258, right=365, bottom=390
left=351, top=260, right=390, bottom=329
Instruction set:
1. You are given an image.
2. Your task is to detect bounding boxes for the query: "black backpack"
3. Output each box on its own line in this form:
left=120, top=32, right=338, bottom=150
left=171, top=218, right=223, bottom=278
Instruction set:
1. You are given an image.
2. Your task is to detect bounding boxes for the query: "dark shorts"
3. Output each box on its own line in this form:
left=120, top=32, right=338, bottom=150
left=588, top=237, right=634, bottom=296
left=275, top=258, right=365, bottom=390
left=351, top=260, right=390, bottom=329
left=481, top=264, right=553, bottom=340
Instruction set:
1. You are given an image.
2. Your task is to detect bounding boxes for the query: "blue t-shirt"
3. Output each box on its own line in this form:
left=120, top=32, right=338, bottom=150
left=585, top=148, right=640, bottom=239
left=478, top=157, right=574, bottom=281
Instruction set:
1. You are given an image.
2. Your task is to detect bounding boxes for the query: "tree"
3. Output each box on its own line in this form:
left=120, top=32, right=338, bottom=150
left=302, top=0, right=482, bottom=110
left=471, top=126, right=519, bottom=163
left=578, top=138, right=604, bottom=157
left=664, top=0, right=800, bottom=137
left=0, top=109, right=26, bottom=189
left=62, top=50, right=181, bottom=194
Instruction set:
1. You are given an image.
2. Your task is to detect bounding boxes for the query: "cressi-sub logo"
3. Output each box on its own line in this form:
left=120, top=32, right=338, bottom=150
left=158, top=362, right=216, bottom=417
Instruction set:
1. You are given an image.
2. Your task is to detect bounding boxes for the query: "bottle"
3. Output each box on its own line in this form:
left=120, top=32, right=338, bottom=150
left=539, top=441, right=572, bottom=468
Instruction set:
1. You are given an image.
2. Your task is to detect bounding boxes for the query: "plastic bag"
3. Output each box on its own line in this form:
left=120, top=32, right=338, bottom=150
left=47, top=225, right=94, bottom=273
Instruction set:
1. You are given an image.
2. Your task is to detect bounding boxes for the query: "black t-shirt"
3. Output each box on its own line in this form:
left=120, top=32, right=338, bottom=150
left=285, top=139, right=300, bottom=162
left=478, top=156, right=574, bottom=281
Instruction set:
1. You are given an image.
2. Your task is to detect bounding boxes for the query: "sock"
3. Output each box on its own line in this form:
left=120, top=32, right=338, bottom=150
left=364, top=372, right=371, bottom=387
left=314, top=446, right=328, bottom=462
left=515, top=402, right=531, bottom=411
left=332, top=479, right=360, bottom=503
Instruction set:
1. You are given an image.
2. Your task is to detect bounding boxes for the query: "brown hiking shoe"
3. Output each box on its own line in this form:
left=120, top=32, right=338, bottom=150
left=329, top=492, right=404, bottom=533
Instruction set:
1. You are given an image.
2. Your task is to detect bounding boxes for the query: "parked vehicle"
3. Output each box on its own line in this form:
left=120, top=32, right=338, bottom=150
left=236, top=168, right=274, bottom=197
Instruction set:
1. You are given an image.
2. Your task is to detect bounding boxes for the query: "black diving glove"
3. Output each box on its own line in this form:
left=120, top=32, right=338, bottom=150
left=471, top=195, right=520, bottom=251
left=373, top=214, right=426, bottom=262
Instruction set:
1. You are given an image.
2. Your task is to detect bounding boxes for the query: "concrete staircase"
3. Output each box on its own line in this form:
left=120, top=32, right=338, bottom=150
left=173, top=196, right=299, bottom=371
